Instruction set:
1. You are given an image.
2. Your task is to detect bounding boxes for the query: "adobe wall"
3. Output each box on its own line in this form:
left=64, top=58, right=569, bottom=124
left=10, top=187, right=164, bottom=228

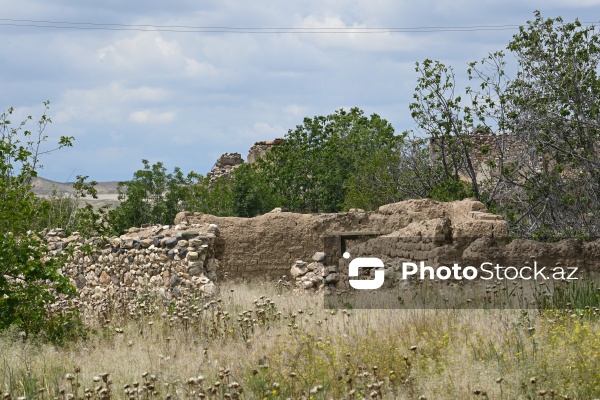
left=316, top=215, right=600, bottom=294
left=345, top=220, right=600, bottom=272
left=175, top=199, right=509, bottom=279
left=289, top=210, right=600, bottom=294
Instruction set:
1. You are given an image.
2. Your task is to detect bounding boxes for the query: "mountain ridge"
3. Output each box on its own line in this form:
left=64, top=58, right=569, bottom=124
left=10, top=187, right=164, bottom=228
left=31, top=177, right=120, bottom=208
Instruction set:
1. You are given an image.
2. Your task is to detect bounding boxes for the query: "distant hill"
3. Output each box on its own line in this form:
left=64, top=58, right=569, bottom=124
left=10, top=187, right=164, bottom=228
left=31, top=177, right=121, bottom=209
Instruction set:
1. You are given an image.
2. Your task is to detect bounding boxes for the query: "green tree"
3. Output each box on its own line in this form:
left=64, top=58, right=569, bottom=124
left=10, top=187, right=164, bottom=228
left=502, top=12, right=600, bottom=238
left=0, top=102, right=83, bottom=342
left=409, top=59, right=480, bottom=200
left=107, top=160, right=191, bottom=233
left=343, top=134, right=473, bottom=210
left=183, top=172, right=235, bottom=217
left=231, top=162, right=280, bottom=217
left=258, top=108, right=398, bottom=213
left=410, top=12, right=600, bottom=239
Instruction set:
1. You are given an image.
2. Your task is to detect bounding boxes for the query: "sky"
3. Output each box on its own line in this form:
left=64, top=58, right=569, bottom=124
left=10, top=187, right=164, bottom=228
left=1, top=0, right=598, bottom=182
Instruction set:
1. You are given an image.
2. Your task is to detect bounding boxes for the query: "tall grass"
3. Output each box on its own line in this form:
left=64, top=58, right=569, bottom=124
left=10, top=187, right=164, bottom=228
left=1, top=282, right=599, bottom=399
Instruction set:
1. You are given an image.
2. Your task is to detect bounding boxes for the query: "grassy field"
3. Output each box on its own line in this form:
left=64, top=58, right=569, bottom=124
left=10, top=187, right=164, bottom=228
left=1, top=282, right=599, bottom=399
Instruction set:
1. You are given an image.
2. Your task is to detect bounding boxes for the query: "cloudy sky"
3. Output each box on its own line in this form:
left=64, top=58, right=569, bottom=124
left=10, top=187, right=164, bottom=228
left=1, top=1, right=598, bottom=182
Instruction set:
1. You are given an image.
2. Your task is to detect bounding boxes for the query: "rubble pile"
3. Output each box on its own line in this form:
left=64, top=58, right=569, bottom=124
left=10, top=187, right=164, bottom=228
left=206, top=152, right=244, bottom=183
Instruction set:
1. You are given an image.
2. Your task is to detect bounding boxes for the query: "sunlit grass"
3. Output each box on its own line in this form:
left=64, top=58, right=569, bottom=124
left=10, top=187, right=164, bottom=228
left=1, top=282, right=599, bottom=399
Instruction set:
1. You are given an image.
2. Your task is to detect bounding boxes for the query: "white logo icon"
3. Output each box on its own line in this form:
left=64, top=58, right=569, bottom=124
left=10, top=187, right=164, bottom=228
left=347, top=253, right=385, bottom=290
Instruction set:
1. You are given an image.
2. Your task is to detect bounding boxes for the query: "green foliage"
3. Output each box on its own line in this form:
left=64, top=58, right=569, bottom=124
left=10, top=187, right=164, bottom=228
left=502, top=12, right=600, bottom=238
left=410, top=59, right=481, bottom=200
left=182, top=173, right=235, bottom=217
left=256, top=108, right=398, bottom=213
left=0, top=102, right=83, bottom=343
left=342, top=145, right=403, bottom=211
left=342, top=133, right=475, bottom=210
left=107, top=161, right=240, bottom=233
left=428, top=178, right=475, bottom=202
left=231, top=162, right=280, bottom=217
left=107, top=160, right=192, bottom=233
left=0, top=231, right=83, bottom=343
left=409, top=12, right=600, bottom=239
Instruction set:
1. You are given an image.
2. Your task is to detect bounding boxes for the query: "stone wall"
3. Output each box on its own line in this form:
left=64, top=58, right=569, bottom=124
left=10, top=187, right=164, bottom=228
left=175, top=199, right=508, bottom=279
left=206, top=152, right=244, bottom=183
left=44, top=222, right=221, bottom=322
left=246, top=138, right=284, bottom=163
left=204, top=139, right=284, bottom=183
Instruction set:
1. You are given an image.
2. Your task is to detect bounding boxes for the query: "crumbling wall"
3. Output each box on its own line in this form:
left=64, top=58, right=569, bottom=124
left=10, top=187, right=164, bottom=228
left=246, top=138, right=284, bottom=163
left=324, top=218, right=600, bottom=294
left=206, top=152, right=244, bottom=183
left=44, top=222, right=221, bottom=322
left=175, top=199, right=508, bottom=279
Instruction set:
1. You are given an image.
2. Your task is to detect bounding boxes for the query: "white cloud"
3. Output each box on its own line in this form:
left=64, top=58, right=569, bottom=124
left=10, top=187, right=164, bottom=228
left=236, top=121, right=286, bottom=144
left=96, top=32, right=219, bottom=79
left=185, top=58, right=218, bottom=77
left=128, top=110, right=176, bottom=124
left=296, top=15, right=424, bottom=52
left=283, top=104, right=310, bottom=118
left=96, top=33, right=180, bottom=69
left=54, top=82, right=171, bottom=124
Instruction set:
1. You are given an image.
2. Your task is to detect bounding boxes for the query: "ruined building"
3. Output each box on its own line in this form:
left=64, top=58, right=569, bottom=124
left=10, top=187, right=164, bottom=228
left=206, top=138, right=285, bottom=183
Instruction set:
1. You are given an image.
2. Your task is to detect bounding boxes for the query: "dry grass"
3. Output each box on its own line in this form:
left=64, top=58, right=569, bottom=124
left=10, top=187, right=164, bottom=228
left=1, top=282, right=599, bottom=399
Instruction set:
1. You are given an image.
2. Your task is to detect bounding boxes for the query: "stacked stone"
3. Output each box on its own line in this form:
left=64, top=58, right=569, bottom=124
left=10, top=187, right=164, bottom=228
left=42, top=222, right=221, bottom=322
left=289, top=251, right=340, bottom=292
left=206, top=152, right=244, bottom=183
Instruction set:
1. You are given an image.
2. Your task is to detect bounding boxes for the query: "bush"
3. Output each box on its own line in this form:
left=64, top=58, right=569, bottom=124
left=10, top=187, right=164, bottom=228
left=0, top=102, right=84, bottom=343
